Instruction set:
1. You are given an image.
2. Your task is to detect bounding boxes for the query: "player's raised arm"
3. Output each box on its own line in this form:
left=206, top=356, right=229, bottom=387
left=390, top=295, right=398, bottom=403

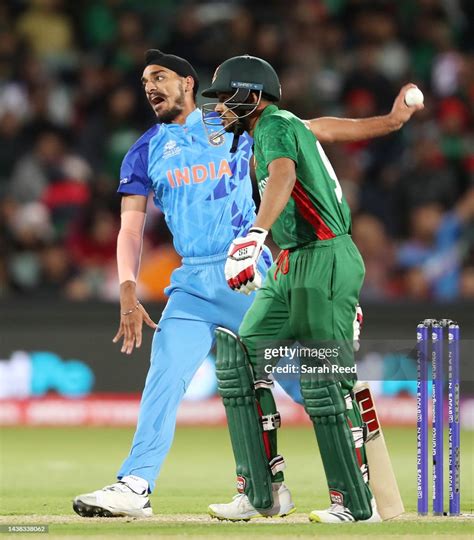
left=306, top=83, right=424, bottom=143
left=113, top=194, right=157, bottom=355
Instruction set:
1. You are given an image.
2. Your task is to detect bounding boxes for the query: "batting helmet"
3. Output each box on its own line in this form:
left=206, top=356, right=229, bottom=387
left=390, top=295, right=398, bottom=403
left=202, top=55, right=281, bottom=102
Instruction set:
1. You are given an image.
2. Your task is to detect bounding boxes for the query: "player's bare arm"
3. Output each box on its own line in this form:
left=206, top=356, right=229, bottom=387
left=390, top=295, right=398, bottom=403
left=113, top=194, right=157, bottom=355
left=224, top=158, right=296, bottom=294
left=254, top=158, right=296, bottom=231
left=307, top=83, right=424, bottom=143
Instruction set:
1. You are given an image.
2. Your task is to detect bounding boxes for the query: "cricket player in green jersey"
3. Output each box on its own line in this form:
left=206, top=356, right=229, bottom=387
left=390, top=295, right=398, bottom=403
left=201, top=55, right=422, bottom=523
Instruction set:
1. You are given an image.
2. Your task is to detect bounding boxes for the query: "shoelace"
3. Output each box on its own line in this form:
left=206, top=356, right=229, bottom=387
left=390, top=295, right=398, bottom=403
left=231, top=493, right=252, bottom=509
left=274, top=249, right=290, bottom=280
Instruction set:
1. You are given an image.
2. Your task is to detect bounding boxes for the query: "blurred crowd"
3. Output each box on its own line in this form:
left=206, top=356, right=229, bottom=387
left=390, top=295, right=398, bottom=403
left=1, top=0, right=474, bottom=302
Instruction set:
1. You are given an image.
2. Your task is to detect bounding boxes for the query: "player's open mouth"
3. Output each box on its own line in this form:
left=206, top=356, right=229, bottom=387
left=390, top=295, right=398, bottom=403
left=150, top=95, right=166, bottom=106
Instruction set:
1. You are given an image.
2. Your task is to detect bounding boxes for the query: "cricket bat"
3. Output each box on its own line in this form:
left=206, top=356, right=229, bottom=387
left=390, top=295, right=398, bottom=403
left=353, top=381, right=405, bottom=520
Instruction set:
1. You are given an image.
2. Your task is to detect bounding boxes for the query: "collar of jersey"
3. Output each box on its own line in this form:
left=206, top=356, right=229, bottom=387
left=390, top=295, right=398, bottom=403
left=163, top=108, right=202, bottom=131
left=254, top=104, right=279, bottom=135
left=259, top=104, right=279, bottom=121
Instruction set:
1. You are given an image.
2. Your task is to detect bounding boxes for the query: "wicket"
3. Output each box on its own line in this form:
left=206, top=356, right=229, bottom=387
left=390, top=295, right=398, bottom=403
left=416, top=319, right=461, bottom=516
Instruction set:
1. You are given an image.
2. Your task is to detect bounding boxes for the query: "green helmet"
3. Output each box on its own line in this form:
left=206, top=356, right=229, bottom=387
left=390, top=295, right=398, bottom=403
left=202, top=55, right=281, bottom=102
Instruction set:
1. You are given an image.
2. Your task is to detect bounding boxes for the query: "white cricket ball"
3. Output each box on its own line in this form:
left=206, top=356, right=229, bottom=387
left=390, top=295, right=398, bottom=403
left=404, top=87, right=424, bottom=107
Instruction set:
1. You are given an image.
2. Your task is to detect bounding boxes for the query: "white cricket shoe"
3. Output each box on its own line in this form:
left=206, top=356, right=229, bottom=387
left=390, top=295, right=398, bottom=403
left=309, top=497, right=381, bottom=523
left=208, top=483, right=295, bottom=521
left=73, top=476, right=152, bottom=518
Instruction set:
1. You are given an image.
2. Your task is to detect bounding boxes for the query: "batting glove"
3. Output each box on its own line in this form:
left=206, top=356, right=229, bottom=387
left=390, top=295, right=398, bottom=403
left=225, top=227, right=268, bottom=295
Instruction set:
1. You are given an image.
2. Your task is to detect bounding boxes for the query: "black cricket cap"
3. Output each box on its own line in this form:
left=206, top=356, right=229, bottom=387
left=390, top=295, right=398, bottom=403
left=145, top=49, right=199, bottom=96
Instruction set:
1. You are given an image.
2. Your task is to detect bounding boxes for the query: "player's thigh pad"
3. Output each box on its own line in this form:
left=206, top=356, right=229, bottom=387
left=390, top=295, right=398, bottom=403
left=215, top=327, right=274, bottom=510
left=300, top=376, right=372, bottom=520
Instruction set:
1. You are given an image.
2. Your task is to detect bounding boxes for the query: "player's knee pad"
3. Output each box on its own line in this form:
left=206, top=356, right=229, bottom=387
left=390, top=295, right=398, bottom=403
left=300, top=378, right=347, bottom=420
left=215, top=327, right=275, bottom=510
left=300, top=377, right=372, bottom=520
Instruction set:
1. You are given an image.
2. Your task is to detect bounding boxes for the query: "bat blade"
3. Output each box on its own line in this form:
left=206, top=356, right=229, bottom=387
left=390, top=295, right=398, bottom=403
left=354, top=381, right=405, bottom=520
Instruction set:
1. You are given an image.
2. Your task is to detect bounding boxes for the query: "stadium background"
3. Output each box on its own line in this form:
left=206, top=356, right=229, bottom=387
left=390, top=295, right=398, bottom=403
left=0, top=0, right=473, bottom=494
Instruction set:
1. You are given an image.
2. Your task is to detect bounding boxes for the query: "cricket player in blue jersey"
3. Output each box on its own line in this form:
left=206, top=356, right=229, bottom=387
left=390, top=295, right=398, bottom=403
left=73, top=49, right=421, bottom=519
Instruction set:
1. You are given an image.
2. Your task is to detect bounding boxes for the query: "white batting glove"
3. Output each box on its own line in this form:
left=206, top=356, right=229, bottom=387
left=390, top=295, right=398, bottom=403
left=225, top=227, right=268, bottom=295
left=353, top=304, right=363, bottom=352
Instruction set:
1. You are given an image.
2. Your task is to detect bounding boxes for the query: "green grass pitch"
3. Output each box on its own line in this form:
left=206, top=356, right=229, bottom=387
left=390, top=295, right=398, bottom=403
left=0, top=425, right=472, bottom=538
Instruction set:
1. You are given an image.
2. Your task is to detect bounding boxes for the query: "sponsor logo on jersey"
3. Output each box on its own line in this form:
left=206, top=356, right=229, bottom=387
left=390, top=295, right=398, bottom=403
left=329, top=490, right=344, bottom=505
left=166, top=159, right=232, bottom=188
left=120, top=177, right=129, bottom=184
left=236, top=476, right=246, bottom=493
left=163, top=140, right=181, bottom=159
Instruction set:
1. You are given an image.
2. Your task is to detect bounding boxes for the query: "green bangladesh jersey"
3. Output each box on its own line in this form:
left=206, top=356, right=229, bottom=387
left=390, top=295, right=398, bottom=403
left=253, top=104, right=351, bottom=249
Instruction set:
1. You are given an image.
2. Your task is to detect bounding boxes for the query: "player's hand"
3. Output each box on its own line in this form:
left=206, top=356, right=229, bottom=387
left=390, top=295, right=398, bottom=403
left=390, top=83, right=424, bottom=127
left=225, top=227, right=268, bottom=295
left=113, top=302, right=157, bottom=355
left=353, top=304, right=363, bottom=352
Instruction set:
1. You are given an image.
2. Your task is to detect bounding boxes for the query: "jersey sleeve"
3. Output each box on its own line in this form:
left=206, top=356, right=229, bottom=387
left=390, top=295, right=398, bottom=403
left=257, top=116, right=298, bottom=169
left=117, top=144, right=152, bottom=196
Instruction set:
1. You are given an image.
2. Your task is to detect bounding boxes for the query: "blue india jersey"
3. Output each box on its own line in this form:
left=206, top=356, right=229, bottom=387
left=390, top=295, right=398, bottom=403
left=117, top=109, right=255, bottom=258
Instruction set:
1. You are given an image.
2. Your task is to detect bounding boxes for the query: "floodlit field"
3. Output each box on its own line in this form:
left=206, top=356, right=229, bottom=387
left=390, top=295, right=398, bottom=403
left=0, top=426, right=472, bottom=538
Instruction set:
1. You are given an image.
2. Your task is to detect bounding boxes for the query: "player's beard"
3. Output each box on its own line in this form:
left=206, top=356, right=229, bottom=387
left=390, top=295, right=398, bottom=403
left=229, top=115, right=251, bottom=136
left=221, top=109, right=248, bottom=134
left=225, top=103, right=256, bottom=134
left=156, top=86, right=185, bottom=124
left=223, top=122, right=236, bottom=133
